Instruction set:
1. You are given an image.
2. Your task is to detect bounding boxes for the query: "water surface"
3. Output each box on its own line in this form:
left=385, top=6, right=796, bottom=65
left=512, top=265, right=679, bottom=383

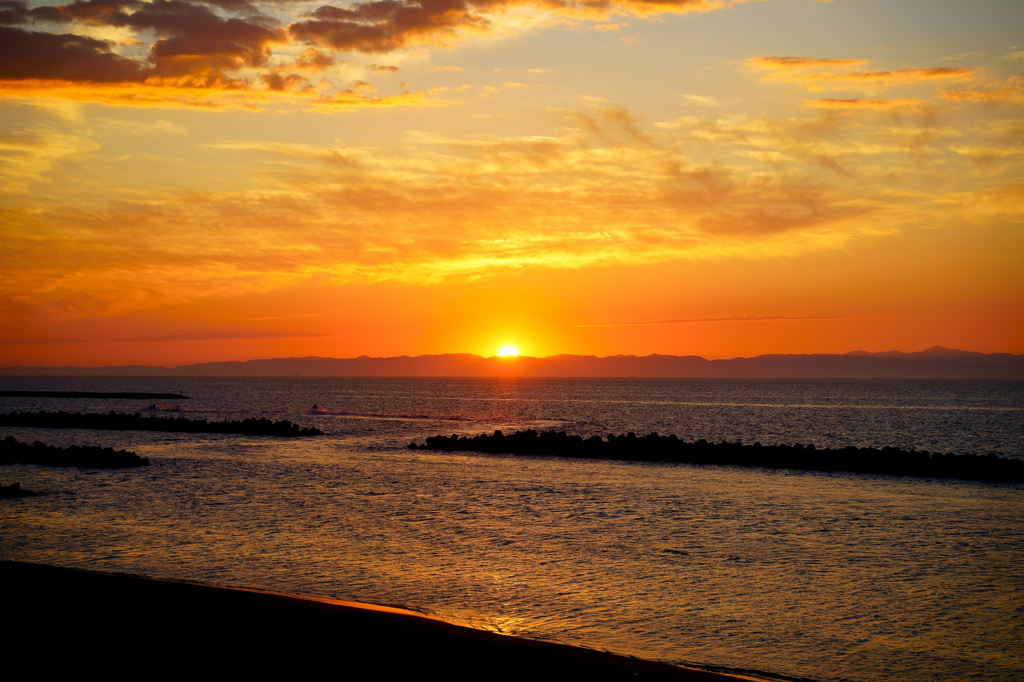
left=2, top=377, right=1022, bottom=681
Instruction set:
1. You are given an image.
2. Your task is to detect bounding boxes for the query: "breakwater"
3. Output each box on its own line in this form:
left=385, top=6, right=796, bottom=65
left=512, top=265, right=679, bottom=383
left=1, top=436, right=148, bottom=468
left=0, top=411, right=324, bottom=437
left=0, top=482, right=39, bottom=497
left=411, top=430, right=1024, bottom=483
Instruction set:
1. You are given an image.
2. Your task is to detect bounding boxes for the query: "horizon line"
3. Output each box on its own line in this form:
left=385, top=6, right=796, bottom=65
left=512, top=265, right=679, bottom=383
left=3, top=346, right=1022, bottom=372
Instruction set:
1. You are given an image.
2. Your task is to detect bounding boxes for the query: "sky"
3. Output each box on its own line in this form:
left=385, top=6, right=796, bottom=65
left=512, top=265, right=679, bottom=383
left=1, top=0, right=1022, bottom=366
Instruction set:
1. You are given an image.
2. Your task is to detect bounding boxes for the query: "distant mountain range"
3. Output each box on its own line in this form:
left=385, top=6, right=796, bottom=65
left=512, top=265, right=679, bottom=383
left=2, top=347, right=1022, bottom=379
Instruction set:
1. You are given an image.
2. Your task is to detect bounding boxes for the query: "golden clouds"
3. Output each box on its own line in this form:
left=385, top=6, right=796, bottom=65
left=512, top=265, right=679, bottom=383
left=288, top=0, right=752, bottom=55
left=748, top=57, right=868, bottom=69
left=293, top=48, right=337, bottom=73
left=0, top=0, right=398, bottom=108
left=0, top=0, right=755, bottom=109
left=941, top=78, right=1023, bottom=103
left=805, top=98, right=922, bottom=109
left=8, top=85, right=1018, bottom=327
left=0, top=124, right=98, bottom=193
left=748, top=56, right=974, bottom=93
left=0, top=77, right=432, bottom=110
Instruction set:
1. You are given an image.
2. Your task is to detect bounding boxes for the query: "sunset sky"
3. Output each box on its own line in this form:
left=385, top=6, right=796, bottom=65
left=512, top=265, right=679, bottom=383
left=1, top=0, right=1022, bottom=366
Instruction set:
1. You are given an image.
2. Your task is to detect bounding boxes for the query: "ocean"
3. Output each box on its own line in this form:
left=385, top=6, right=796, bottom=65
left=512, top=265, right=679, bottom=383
left=1, top=377, right=1022, bottom=681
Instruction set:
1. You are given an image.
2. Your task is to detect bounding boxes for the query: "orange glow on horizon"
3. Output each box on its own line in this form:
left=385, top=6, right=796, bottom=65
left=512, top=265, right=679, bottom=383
left=0, top=1, right=1021, bottom=368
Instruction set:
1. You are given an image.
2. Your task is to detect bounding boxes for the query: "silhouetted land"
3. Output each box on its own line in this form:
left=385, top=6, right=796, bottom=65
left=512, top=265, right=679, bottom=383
left=0, top=482, right=39, bottom=498
left=3, top=347, right=1022, bottom=378
left=1, top=561, right=745, bottom=680
left=2, top=436, right=148, bottom=468
left=0, top=390, right=189, bottom=399
left=412, top=430, right=1024, bottom=483
left=0, top=411, right=324, bottom=437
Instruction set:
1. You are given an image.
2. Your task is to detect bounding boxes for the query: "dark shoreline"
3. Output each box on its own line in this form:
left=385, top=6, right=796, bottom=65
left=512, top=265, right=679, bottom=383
left=412, top=430, right=1024, bottom=483
left=0, top=561, right=766, bottom=680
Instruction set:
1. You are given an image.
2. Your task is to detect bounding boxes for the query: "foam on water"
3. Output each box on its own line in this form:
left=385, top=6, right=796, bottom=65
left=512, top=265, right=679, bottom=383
left=1, top=377, right=1022, bottom=682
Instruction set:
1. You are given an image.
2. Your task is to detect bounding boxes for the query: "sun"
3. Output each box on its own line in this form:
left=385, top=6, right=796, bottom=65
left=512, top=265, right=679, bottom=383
left=498, top=345, right=520, bottom=357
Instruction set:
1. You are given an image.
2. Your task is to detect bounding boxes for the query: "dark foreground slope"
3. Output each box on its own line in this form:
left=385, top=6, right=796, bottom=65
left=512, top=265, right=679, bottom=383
left=0, top=561, right=751, bottom=681
left=413, top=430, right=1024, bottom=483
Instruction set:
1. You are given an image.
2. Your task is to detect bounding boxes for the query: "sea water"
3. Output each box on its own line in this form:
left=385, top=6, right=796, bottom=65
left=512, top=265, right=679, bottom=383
left=1, top=377, right=1022, bottom=681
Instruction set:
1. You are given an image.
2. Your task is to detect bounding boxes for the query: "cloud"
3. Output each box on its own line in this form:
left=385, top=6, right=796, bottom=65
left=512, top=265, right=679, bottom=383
left=804, top=98, right=921, bottom=109
left=431, top=65, right=465, bottom=72
left=940, top=51, right=985, bottom=61
left=947, top=144, right=1022, bottom=170
left=0, top=98, right=922, bottom=315
left=0, top=0, right=750, bottom=108
left=748, top=56, right=868, bottom=69
left=288, top=0, right=752, bottom=55
left=681, top=94, right=719, bottom=106
left=824, top=68, right=974, bottom=86
left=941, top=84, right=1022, bottom=103
left=104, top=118, right=189, bottom=136
left=0, top=330, right=332, bottom=343
left=260, top=71, right=312, bottom=92
left=288, top=1, right=490, bottom=54
left=0, top=0, right=33, bottom=25
left=5, top=71, right=1019, bottom=323
left=0, top=27, right=148, bottom=82
left=208, top=140, right=355, bottom=166
left=0, top=125, right=99, bottom=193
left=749, top=56, right=974, bottom=91
left=577, top=315, right=846, bottom=328
left=293, top=47, right=336, bottom=72
left=0, top=0, right=292, bottom=98
left=129, top=331, right=331, bottom=342
left=0, top=72, right=433, bottom=111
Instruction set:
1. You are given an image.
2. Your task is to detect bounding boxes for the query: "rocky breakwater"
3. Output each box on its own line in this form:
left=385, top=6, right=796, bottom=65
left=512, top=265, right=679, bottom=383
left=0, top=411, right=324, bottom=437
left=1, top=436, right=149, bottom=468
left=411, top=430, right=1024, bottom=483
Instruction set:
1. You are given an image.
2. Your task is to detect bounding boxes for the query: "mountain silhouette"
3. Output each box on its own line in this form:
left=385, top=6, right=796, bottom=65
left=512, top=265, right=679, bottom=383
left=2, top=348, right=1021, bottom=378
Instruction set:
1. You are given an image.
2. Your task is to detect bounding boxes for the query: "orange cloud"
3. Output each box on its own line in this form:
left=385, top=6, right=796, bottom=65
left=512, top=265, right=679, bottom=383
left=0, top=0, right=751, bottom=108
left=3, top=89, right=1021, bottom=360
left=0, top=27, right=149, bottom=82
left=288, top=0, right=753, bottom=54
left=3, top=1, right=288, bottom=81
left=577, top=315, right=847, bottom=327
left=826, top=68, right=974, bottom=85
left=0, top=78, right=430, bottom=110
left=260, top=71, right=312, bottom=92
left=749, top=56, right=975, bottom=91
left=293, top=48, right=337, bottom=73
left=941, top=81, right=1023, bottom=102
left=748, top=56, right=868, bottom=69
left=805, top=98, right=922, bottom=108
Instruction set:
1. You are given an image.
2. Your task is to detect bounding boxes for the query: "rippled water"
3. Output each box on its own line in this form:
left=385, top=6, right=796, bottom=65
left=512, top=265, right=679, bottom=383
left=1, top=377, right=1022, bottom=681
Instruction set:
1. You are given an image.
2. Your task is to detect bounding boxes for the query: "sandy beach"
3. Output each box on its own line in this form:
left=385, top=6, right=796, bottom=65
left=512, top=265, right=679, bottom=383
left=2, top=561, right=760, bottom=680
